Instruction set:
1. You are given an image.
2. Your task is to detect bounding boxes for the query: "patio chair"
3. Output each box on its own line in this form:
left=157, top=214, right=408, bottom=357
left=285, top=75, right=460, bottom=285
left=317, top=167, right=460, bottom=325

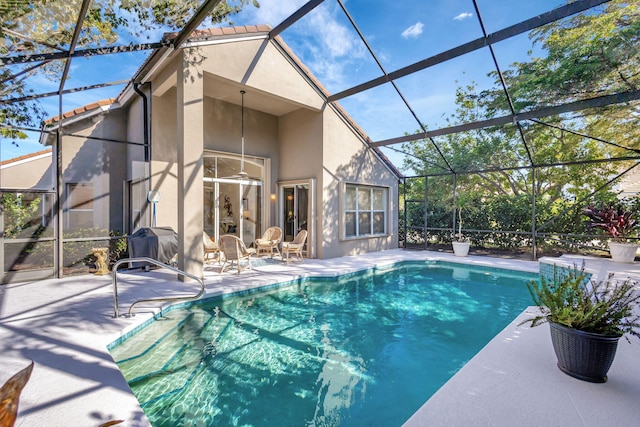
left=281, top=230, right=307, bottom=264
left=203, top=231, right=220, bottom=264
left=255, top=226, right=282, bottom=258
left=219, top=234, right=256, bottom=274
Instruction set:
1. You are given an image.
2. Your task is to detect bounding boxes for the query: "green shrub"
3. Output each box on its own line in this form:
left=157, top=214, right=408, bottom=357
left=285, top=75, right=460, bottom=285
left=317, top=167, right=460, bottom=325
left=522, top=264, right=640, bottom=339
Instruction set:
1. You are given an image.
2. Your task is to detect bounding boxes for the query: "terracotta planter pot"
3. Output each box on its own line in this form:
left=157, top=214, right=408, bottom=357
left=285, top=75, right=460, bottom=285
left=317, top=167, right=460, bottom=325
left=608, top=241, right=638, bottom=263
left=549, top=322, right=621, bottom=383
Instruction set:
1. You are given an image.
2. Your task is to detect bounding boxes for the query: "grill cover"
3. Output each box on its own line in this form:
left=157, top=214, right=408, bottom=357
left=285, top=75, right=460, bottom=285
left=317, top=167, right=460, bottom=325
left=127, top=227, right=178, bottom=265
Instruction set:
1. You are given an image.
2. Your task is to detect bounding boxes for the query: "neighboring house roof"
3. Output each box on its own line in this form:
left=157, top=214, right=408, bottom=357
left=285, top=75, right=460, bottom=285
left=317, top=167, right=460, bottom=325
left=0, top=147, right=54, bottom=190
left=0, top=147, right=52, bottom=168
left=40, top=25, right=404, bottom=179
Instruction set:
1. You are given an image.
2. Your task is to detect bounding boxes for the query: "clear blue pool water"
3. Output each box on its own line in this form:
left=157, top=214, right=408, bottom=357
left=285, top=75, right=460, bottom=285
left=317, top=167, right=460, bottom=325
left=109, top=261, right=537, bottom=426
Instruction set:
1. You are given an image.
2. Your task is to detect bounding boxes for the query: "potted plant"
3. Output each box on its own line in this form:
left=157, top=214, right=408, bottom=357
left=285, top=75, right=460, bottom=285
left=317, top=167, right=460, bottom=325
left=583, top=203, right=639, bottom=263
left=521, top=264, right=640, bottom=382
left=452, top=193, right=470, bottom=256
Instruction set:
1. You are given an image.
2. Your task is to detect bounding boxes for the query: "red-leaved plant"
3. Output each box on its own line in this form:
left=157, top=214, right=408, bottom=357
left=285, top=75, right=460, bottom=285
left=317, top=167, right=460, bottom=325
left=583, top=203, right=638, bottom=242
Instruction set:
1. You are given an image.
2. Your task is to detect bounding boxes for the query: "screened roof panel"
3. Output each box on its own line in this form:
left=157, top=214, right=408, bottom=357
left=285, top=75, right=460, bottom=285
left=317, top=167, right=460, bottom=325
left=0, top=96, right=47, bottom=162
left=496, top=6, right=639, bottom=113
left=1, top=0, right=636, bottom=175
left=81, top=0, right=208, bottom=49
left=0, top=0, right=85, bottom=55
left=474, top=0, right=568, bottom=33
left=391, top=47, right=508, bottom=133
left=62, top=50, right=147, bottom=91
left=335, top=0, right=485, bottom=72
left=2, top=62, right=58, bottom=96
left=399, top=137, right=451, bottom=175
left=233, top=0, right=305, bottom=28
left=524, top=102, right=640, bottom=166
left=428, top=124, right=530, bottom=173
left=56, top=85, right=122, bottom=115
left=490, top=30, right=543, bottom=73
left=337, top=83, right=423, bottom=141
left=277, top=2, right=384, bottom=94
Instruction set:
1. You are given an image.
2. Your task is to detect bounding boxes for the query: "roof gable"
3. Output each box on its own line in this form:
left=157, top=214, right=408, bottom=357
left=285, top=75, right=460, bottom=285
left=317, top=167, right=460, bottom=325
left=39, top=25, right=403, bottom=179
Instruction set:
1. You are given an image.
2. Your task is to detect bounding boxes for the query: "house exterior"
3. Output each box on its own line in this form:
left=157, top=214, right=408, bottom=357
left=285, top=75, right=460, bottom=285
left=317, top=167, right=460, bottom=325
left=0, top=148, right=54, bottom=189
left=12, top=25, right=400, bottom=282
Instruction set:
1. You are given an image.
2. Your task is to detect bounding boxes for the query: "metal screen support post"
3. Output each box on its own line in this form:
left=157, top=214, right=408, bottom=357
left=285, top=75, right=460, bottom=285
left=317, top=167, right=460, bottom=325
left=403, top=178, right=407, bottom=249
left=531, top=168, right=537, bottom=260
left=424, top=176, right=428, bottom=249
left=452, top=174, right=458, bottom=243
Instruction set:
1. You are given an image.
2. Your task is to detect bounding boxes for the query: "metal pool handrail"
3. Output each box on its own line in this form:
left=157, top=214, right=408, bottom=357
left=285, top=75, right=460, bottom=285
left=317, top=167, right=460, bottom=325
left=112, top=257, right=205, bottom=318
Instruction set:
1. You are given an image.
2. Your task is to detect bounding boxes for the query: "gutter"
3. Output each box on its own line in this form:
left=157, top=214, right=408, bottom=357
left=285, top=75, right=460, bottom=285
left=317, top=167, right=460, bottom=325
left=133, top=82, right=150, bottom=163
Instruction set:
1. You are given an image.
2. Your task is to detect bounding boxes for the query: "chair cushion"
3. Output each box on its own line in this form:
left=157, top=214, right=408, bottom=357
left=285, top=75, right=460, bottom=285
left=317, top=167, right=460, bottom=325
left=282, top=242, right=302, bottom=249
left=256, top=239, right=276, bottom=246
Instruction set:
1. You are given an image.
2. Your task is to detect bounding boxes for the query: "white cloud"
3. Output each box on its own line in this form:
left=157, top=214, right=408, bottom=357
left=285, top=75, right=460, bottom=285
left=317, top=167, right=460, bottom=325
left=454, top=12, right=473, bottom=21
left=401, top=22, right=424, bottom=39
left=309, top=8, right=357, bottom=58
left=243, top=0, right=308, bottom=27
left=259, top=2, right=365, bottom=91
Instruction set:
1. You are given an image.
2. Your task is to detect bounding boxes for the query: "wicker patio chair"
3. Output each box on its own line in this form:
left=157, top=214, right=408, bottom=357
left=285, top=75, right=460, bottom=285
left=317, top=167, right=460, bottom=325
left=219, top=234, right=256, bottom=274
left=281, top=229, right=307, bottom=264
left=203, top=231, right=220, bottom=264
left=255, top=226, right=283, bottom=258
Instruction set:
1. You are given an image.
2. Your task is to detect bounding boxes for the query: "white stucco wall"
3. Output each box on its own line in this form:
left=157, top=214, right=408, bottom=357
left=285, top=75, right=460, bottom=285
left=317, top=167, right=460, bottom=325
left=60, top=110, right=128, bottom=233
left=126, top=93, right=148, bottom=181
left=279, top=108, right=324, bottom=255
left=146, top=34, right=399, bottom=263
left=150, top=87, right=179, bottom=231
left=198, top=39, right=324, bottom=111
left=320, top=105, right=398, bottom=259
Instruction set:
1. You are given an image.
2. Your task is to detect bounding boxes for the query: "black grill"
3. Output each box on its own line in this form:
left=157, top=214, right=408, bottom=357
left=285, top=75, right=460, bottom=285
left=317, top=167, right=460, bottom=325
left=127, top=227, right=178, bottom=267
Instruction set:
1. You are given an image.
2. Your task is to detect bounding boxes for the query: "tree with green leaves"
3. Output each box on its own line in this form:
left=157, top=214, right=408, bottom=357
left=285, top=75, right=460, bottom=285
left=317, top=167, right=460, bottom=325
left=1, top=193, right=41, bottom=238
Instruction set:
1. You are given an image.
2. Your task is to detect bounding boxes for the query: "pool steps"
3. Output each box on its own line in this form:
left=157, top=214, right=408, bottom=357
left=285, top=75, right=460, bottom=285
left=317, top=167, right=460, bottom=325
left=115, top=308, right=240, bottom=408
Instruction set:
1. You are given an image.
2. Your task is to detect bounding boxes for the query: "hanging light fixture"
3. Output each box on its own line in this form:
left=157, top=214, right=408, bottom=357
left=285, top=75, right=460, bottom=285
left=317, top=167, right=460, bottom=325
left=220, top=89, right=254, bottom=180
left=238, top=89, right=248, bottom=179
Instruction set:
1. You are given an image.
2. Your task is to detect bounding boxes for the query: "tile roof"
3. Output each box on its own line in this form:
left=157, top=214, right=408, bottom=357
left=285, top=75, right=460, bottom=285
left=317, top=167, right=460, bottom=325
left=162, top=25, right=271, bottom=42
left=0, top=147, right=52, bottom=166
left=43, top=98, right=116, bottom=125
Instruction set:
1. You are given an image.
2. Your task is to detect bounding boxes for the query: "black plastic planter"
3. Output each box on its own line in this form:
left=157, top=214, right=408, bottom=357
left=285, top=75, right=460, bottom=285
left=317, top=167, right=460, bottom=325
left=549, top=322, right=622, bottom=383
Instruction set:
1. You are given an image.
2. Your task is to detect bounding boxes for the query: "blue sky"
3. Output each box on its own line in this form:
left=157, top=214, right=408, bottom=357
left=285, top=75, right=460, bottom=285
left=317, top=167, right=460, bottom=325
left=1, top=0, right=564, bottom=170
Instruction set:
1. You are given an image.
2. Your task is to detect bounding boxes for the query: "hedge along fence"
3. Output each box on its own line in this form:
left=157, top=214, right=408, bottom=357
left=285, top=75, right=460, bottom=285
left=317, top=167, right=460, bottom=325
left=400, top=175, right=640, bottom=257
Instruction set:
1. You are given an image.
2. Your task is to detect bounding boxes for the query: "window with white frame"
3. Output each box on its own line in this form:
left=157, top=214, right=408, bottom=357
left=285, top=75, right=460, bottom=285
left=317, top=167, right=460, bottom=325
left=344, top=184, right=388, bottom=238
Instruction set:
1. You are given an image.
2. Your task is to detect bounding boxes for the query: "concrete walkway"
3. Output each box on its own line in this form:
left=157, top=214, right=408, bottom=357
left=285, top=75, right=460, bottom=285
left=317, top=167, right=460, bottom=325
left=0, top=249, right=638, bottom=426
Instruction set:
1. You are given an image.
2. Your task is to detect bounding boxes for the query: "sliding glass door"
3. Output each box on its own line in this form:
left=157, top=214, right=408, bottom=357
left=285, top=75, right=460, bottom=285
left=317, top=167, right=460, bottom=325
left=204, top=153, right=263, bottom=247
left=279, top=179, right=315, bottom=258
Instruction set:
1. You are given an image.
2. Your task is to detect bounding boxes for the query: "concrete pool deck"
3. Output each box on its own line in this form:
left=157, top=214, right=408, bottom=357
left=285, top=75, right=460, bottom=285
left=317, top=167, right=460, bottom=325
left=0, top=249, right=638, bottom=426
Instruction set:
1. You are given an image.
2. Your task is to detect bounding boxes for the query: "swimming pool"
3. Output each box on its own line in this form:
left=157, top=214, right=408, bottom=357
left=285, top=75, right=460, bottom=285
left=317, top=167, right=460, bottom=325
left=109, top=261, right=537, bottom=426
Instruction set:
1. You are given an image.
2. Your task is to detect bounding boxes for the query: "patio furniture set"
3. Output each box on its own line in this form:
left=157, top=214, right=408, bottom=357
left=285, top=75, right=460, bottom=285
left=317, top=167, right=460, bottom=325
left=203, top=227, right=307, bottom=274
